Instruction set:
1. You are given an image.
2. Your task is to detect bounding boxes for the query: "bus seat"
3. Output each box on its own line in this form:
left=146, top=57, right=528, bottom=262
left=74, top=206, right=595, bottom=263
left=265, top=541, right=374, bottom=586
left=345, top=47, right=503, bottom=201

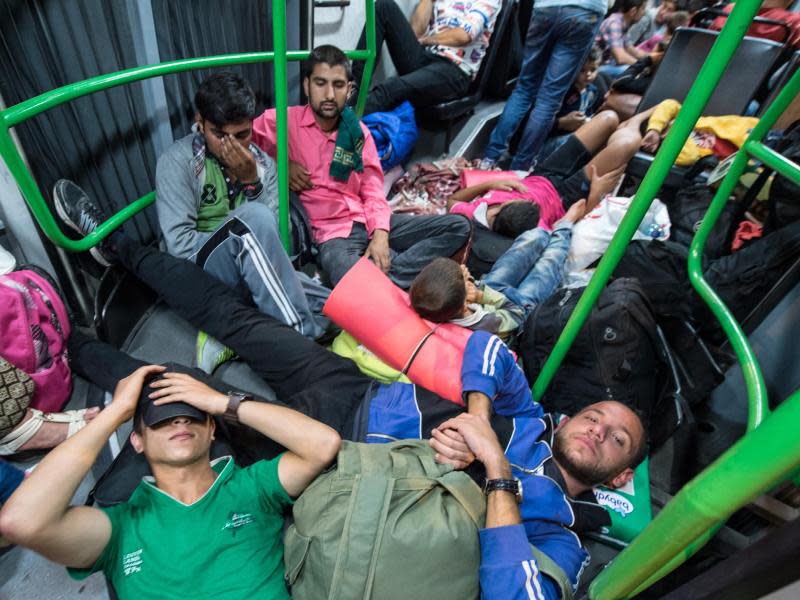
left=625, top=28, right=784, bottom=189
left=289, top=192, right=316, bottom=269
left=637, top=28, right=784, bottom=116
left=759, top=50, right=800, bottom=129
left=419, top=0, right=517, bottom=154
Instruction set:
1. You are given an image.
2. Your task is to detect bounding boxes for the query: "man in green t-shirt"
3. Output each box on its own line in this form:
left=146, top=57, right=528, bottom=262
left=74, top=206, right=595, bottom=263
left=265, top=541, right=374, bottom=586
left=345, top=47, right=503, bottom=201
left=0, top=364, right=341, bottom=599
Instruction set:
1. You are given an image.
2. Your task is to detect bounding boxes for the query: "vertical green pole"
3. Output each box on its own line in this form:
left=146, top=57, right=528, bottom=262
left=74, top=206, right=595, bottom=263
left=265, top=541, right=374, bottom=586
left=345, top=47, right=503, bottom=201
left=532, top=0, right=765, bottom=401
left=273, top=0, right=291, bottom=251
left=355, top=0, right=376, bottom=118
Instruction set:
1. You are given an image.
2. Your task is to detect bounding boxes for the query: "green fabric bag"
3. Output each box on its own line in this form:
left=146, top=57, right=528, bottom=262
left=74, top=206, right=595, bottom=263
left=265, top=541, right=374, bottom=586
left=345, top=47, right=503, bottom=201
left=284, top=440, right=485, bottom=600
left=594, top=457, right=653, bottom=543
left=330, top=331, right=411, bottom=385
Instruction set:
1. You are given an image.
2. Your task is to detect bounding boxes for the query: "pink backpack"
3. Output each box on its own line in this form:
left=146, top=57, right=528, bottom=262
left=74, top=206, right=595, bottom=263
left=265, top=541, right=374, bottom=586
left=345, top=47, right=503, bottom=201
left=0, top=270, right=72, bottom=413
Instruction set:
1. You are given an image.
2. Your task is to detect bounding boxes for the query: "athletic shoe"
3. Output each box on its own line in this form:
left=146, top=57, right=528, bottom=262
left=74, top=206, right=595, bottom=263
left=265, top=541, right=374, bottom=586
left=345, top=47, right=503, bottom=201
left=195, top=331, right=236, bottom=375
left=52, top=179, right=116, bottom=267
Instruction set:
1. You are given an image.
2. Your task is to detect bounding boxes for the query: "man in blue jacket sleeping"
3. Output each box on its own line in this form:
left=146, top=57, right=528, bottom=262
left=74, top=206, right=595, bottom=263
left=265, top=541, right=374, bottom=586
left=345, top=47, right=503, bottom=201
left=52, top=197, right=646, bottom=599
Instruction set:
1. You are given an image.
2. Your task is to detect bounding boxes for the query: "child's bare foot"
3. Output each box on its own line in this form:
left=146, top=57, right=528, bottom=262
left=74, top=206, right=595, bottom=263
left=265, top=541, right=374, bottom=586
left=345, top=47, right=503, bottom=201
left=15, top=407, right=101, bottom=452
left=564, top=198, right=588, bottom=224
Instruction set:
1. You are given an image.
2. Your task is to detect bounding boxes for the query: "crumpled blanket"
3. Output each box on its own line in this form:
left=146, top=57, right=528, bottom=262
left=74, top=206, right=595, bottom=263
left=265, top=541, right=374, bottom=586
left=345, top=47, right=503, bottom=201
left=389, top=157, right=481, bottom=215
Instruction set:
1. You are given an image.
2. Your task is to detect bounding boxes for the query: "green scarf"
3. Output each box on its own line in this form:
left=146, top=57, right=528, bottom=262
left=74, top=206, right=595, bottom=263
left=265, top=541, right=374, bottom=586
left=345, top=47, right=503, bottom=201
left=329, top=108, right=365, bottom=182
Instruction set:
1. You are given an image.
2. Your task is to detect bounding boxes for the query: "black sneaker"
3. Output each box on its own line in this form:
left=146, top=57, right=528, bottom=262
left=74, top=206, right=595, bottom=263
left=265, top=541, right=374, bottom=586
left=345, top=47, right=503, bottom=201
left=53, top=179, right=116, bottom=267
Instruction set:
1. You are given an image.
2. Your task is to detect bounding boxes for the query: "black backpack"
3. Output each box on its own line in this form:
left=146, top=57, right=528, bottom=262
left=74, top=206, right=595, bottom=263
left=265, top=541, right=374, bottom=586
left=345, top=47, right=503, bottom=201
left=465, top=222, right=514, bottom=278
left=765, top=127, right=800, bottom=234
left=600, top=240, right=694, bottom=322
left=608, top=241, right=731, bottom=406
left=667, top=183, right=736, bottom=260
left=702, top=220, right=800, bottom=342
left=518, top=278, right=664, bottom=425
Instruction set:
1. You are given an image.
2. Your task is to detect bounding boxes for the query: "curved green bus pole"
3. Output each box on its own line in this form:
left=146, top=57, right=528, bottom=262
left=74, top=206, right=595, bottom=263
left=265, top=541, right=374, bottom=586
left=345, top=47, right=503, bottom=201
left=589, top=388, right=800, bottom=600
left=532, top=0, right=764, bottom=402
left=683, top=66, right=800, bottom=432
left=0, top=32, right=377, bottom=252
left=594, top=68, right=800, bottom=598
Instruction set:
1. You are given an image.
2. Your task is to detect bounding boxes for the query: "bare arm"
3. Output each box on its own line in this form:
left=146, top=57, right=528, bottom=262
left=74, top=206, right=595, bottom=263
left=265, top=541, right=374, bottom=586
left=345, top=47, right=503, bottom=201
left=484, top=454, right=521, bottom=528
left=0, top=365, right=165, bottom=568
left=447, top=179, right=527, bottom=210
left=148, top=373, right=341, bottom=498
left=419, top=27, right=471, bottom=47
left=238, top=401, right=341, bottom=497
left=435, top=412, right=521, bottom=527
left=611, top=46, right=639, bottom=66
left=411, top=0, right=434, bottom=37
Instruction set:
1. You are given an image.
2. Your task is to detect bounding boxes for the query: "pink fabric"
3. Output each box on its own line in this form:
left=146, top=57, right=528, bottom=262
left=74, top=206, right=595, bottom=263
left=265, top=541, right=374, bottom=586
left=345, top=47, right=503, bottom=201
left=252, top=105, right=391, bottom=244
left=324, top=258, right=471, bottom=405
left=0, top=270, right=72, bottom=412
left=459, top=169, right=519, bottom=189
left=636, top=33, right=664, bottom=54
left=449, top=175, right=565, bottom=230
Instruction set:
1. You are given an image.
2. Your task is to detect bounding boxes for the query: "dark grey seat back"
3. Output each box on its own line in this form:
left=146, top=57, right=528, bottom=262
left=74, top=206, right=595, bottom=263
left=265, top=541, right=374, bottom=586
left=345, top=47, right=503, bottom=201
left=638, top=27, right=784, bottom=116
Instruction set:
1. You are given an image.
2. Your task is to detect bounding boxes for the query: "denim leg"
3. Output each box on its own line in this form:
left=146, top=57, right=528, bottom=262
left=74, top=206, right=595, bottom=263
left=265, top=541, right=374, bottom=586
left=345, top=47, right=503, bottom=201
left=317, top=224, right=370, bottom=286
left=387, top=213, right=472, bottom=289
left=510, top=226, right=572, bottom=310
left=511, top=8, right=602, bottom=170
left=483, top=228, right=551, bottom=293
left=483, top=7, right=559, bottom=161
left=192, top=202, right=330, bottom=340
left=0, top=459, right=24, bottom=504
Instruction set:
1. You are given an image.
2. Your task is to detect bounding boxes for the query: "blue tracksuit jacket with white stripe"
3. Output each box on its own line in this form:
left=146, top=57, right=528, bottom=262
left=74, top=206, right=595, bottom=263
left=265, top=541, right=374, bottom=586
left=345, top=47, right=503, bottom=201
left=361, top=331, right=609, bottom=599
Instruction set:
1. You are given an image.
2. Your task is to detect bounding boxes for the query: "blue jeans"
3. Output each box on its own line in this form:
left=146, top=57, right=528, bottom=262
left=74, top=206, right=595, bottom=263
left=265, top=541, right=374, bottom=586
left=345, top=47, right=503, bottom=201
left=483, top=225, right=572, bottom=315
left=597, top=63, right=629, bottom=79
left=484, top=6, right=602, bottom=170
left=0, top=459, right=24, bottom=504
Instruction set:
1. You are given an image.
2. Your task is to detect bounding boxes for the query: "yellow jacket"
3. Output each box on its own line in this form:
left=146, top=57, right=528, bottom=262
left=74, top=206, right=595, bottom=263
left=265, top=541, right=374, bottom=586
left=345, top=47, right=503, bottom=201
left=647, top=99, right=759, bottom=166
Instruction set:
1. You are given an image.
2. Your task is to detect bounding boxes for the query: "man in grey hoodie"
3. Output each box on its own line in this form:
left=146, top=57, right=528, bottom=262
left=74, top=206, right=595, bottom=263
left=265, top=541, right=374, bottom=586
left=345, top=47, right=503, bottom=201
left=154, top=73, right=331, bottom=352
left=55, top=72, right=330, bottom=371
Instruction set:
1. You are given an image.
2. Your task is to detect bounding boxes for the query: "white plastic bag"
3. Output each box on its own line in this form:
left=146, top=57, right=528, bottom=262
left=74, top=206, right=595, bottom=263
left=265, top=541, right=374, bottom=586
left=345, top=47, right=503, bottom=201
left=563, top=196, right=671, bottom=285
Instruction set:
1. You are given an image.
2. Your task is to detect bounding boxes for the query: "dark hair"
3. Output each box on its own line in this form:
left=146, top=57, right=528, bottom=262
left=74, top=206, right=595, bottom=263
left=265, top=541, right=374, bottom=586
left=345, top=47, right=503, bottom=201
left=610, top=0, right=646, bottom=14
left=410, top=258, right=467, bottom=323
left=194, top=72, right=256, bottom=125
left=303, top=44, right=352, bottom=80
left=586, top=45, right=602, bottom=65
left=665, top=10, right=690, bottom=33
left=492, top=201, right=540, bottom=238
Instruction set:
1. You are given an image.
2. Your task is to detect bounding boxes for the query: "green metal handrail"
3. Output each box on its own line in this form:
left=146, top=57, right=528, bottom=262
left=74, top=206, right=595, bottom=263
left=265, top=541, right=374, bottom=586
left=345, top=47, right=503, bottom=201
left=590, top=388, right=800, bottom=599
left=533, top=0, right=767, bottom=418
left=597, top=64, right=800, bottom=599
left=587, top=4, right=800, bottom=596
left=0, top=1, right=376, bottom=253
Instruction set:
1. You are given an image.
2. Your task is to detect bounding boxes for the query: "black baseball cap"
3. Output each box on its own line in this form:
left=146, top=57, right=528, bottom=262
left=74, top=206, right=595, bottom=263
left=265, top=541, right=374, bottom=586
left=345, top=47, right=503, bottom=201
left=134, top=370, right=208, bottom=428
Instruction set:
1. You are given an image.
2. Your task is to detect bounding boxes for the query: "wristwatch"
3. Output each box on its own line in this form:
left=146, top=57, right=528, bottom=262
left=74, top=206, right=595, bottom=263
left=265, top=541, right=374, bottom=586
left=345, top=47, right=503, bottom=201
left=483, top=477, right=523, bottom=504
left=224, top=391, right=252, bottom=424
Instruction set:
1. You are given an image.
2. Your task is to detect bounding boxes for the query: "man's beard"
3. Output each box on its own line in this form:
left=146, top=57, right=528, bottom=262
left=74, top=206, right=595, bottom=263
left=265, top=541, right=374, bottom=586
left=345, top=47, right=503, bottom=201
left=311, top=101, right=342, bottom=121
left=552, top=432, right=618, bottom=488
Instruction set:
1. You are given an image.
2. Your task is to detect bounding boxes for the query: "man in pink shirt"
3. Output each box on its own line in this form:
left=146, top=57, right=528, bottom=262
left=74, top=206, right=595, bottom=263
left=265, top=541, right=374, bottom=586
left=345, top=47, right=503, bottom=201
left=253, top=45, right=470, bottom=288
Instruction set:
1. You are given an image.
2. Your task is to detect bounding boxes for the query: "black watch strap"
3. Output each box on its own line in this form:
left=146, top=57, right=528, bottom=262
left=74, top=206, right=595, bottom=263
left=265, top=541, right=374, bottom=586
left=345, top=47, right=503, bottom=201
left=224, top=392, right=251, bottom=423
left=483, top=478, right=523, bottom=503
